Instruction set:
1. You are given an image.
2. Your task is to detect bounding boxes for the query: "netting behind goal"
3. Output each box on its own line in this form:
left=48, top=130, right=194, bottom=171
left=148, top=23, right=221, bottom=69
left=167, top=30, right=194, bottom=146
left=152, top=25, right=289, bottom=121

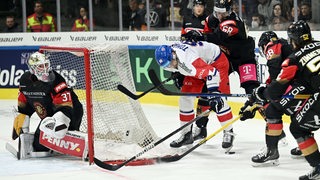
left=40, top=44, right=170, bottom=164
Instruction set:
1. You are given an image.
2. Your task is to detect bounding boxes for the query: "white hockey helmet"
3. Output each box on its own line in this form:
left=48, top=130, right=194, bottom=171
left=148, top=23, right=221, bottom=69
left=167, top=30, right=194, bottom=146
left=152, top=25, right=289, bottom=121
left=27, top=52, right=51, bottom=82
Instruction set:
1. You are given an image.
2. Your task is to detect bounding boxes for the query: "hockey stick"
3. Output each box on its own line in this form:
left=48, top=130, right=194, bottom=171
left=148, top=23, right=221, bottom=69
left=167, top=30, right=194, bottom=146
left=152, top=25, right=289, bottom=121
left=159, top=115, right=241, bottom=162
left=148, top=69, right=310, bottom=99
left=117, top=73, right=177, bottom=100
left=94, top=108, right=211, bottom=171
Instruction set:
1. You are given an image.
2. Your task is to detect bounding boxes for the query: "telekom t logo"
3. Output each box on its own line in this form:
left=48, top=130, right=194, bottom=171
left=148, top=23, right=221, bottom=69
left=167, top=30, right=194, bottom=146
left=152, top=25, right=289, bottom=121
left=242, top=65, right=252, bottom=74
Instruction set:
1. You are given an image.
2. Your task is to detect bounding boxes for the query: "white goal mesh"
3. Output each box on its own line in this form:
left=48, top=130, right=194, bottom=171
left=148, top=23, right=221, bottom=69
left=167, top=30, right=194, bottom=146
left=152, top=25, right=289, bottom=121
left=40, top=44, right=172, bottom=164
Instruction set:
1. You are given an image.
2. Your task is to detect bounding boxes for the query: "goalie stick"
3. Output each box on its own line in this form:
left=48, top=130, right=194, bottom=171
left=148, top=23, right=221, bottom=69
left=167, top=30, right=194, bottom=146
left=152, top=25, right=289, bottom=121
left=94, top=108, right=211, bottom=171
left=148, top=69, right=310, bottom=99
left=117, top=73, right=178, bottom=100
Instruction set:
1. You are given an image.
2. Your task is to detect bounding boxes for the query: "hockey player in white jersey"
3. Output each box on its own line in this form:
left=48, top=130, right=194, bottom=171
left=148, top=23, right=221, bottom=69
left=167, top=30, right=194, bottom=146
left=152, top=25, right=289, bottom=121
left=154, top=41, right=235, bottom=152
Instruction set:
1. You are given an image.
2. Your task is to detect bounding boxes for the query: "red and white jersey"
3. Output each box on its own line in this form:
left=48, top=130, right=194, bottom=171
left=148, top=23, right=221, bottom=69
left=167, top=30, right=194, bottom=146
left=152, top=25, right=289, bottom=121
left=171, top=41, right=223, bottom=80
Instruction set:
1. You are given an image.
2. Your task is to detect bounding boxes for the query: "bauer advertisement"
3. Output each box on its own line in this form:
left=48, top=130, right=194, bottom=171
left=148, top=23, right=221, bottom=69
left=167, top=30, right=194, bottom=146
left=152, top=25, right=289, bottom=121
left=0, top=45, right=175, bottom=99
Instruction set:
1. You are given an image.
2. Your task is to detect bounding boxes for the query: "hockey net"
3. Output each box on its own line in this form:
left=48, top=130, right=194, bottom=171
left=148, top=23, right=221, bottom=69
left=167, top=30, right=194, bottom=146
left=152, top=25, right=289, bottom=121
left=39, top=44, right=174, bottom=165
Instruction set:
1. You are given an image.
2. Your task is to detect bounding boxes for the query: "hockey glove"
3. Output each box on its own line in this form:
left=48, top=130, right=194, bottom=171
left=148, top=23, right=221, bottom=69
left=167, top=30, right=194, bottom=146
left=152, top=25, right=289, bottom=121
left=239, top=102, right=261, bottom=121
left=12, top=113, right=30, bottom=140
left=181, top=30, right=205, bottom=42
left=251, top=86, right=267, bottom=104
left=208, top=97, right=224, bottom=113
left=172, top=72, right=185, bottom=90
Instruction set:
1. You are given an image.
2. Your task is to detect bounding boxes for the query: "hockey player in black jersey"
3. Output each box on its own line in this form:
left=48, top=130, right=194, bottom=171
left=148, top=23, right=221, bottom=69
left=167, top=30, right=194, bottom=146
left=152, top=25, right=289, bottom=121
left=12, top=52, right=84, bottom=158
left=196, top=0, right=259, bottom=149
left=203, top=0, right=259, bottom=94
left=248, top=20, right=320, bottom=179
left=180, top=0, right=208, bottom=40
left=239, top=31, right=294, bottom=166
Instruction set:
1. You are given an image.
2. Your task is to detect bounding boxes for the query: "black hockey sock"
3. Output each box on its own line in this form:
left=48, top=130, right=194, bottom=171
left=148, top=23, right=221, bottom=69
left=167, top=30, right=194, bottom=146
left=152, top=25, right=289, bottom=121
left=196, top=116, right=209, bottom=128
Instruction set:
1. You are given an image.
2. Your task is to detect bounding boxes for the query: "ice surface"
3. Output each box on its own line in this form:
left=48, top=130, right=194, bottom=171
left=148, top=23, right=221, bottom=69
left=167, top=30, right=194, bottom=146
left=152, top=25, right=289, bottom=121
left=0, top=100, right=316, bottom=180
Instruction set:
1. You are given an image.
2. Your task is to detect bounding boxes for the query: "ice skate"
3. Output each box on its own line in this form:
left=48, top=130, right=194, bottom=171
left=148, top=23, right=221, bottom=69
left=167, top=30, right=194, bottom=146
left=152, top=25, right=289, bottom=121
left=291, top=147, right=303, bottom=159
left=170, top=130, right=194, bottom=148
left=193, top=126, right=207, bottom=141
left=222, top=129, right=235, bottom=153
left=252, top=148, right=279, bottom=167
left=299, top=164, right=320, bottom=180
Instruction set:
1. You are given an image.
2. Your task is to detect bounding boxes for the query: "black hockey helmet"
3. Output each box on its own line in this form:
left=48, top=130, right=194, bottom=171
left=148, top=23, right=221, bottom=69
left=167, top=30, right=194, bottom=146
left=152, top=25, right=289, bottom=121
left=287, top=20, right=312, bottom=47
left=258, top=31, right=278, bottom=53
left=193, top=0, right=206, bottom=6
left=214, top=0, right=232, bottom=13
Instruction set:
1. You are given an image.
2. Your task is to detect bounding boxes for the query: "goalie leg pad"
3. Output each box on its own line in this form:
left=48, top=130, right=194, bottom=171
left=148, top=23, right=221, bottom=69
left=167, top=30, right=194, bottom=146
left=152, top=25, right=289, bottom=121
left=12, top=113, right=30, bottom=140
left=39, top=130, right=88, bottom=159
left=19, top=133, right=34, bottom=159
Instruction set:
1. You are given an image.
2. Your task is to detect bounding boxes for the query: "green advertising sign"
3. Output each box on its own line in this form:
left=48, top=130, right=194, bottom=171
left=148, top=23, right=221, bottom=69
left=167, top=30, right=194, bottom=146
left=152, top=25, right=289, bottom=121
left=128, top=46, right=177, bottom=92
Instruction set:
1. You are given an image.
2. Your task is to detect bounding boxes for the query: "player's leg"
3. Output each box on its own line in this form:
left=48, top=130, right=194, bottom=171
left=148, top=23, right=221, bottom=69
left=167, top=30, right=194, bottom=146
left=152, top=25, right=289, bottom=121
left=290, top=92, right=320, bottom=179
left=290, top=123, right=320, bottom=180
left=252, top=103, right=283, bottom=166
left=212, top=58, right=235, bottom=151
left=258, top=104, right=288, bottom=146
left=170, top=76, right=204, bottom=148
left=169, top=96, right=195, bottom=148
left=214, top=97, right=234, bottom=151
left=193, top=98, right=209, bottom=141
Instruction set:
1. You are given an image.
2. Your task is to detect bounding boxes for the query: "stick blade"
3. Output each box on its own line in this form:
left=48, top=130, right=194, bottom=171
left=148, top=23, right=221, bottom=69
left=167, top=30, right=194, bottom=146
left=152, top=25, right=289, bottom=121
left=158, top=154, right=182, bottom=162
left=94, top=158, right=121, bottom=171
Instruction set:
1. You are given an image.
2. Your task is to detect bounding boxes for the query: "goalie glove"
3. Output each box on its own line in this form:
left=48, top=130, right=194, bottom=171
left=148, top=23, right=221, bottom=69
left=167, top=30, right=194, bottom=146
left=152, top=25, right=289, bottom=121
left=40, top=111, right=71, bottom=139
left=12, top=113, right=30, bottom=140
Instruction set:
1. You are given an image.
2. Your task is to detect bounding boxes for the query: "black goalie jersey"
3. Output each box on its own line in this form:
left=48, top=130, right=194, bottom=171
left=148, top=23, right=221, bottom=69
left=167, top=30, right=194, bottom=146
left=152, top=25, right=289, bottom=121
left=18, top=70, right=83, bottom=130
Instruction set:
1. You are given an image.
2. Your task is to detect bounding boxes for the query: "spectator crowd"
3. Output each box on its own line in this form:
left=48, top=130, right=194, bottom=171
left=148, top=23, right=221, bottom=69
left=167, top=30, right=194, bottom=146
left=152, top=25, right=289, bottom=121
left=0, top=0, right=317, bottom=32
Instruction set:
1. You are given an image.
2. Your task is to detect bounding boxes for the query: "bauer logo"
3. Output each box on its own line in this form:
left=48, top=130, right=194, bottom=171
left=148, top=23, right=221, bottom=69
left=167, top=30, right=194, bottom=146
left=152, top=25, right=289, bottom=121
left=32, top=36, right=61, bottom=42
left=70, top=35, right=97, bottom=42
left=165, top=35, right=181, bottom=42
left=0, top=37, right=23, bottom=42
left=136, top=35, right=159, bottom=41
left=104, top=35, right=129, bottom=41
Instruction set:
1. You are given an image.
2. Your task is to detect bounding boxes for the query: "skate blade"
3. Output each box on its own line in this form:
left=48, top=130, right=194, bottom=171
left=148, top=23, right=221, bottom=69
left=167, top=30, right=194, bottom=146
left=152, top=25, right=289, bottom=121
left=223, top=145, right=233, bottom=154
left=291, top=155, right=304, bottom=159
left=252, top=159, right=279, bottom=167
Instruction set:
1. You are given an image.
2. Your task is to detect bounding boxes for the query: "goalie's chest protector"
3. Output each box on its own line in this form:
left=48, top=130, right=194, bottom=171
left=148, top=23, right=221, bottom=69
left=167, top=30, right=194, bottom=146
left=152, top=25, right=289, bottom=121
left=19, top=72, right=58, bottom=118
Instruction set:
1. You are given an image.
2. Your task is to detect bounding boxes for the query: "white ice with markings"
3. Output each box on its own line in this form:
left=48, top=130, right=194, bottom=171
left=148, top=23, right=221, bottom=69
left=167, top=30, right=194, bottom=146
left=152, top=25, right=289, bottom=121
left=0, top=99, right=317, bottom=180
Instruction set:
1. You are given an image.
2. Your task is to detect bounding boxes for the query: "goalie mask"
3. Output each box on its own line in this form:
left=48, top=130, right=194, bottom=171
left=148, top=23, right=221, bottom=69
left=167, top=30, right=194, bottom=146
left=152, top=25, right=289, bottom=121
left=27, top=52, right=52, bottom=82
